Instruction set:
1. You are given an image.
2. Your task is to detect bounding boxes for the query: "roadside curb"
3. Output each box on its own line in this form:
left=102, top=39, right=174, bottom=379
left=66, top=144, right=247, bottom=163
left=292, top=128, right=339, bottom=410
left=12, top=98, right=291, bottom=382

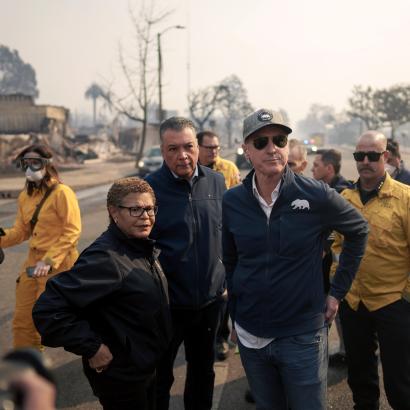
left=0, top=160, right=138, bottom=200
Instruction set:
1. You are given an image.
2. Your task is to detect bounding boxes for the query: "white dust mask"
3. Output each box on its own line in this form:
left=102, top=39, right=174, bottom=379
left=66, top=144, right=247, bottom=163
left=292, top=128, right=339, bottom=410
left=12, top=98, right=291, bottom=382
left=25, top=167, right=46, bottom=182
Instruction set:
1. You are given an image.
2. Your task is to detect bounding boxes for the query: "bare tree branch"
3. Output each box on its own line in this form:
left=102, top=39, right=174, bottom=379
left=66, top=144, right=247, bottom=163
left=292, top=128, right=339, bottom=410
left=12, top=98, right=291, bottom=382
left=102, top=1, right=171, bottom=164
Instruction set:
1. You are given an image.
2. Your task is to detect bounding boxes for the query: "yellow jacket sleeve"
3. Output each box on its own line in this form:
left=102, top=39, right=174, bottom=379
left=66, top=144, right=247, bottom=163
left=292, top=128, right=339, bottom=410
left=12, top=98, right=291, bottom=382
left=0, top=193, right=31, bottom=248
left=42, top=185, right=81, bottom=270
left=403, top=193, right=410, bottom=302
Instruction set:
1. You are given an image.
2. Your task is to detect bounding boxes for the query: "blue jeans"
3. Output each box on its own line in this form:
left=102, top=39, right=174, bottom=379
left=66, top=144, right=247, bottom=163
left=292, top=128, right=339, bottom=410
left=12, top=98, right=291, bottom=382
left=238, top=326, right=328, bottom=410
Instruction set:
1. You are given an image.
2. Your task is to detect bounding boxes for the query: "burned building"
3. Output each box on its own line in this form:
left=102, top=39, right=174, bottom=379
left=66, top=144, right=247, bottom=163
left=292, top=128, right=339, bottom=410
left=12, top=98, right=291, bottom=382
left=0, top=94, right=69, bottom=166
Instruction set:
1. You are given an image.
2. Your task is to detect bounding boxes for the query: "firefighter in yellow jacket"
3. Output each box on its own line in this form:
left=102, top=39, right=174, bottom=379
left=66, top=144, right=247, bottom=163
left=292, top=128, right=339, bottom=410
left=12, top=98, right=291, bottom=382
left=331, top=131, right=410, bottom=409
left=197, top=130, right=241, bottom=189
left=0, top=143, right=81, bottom=350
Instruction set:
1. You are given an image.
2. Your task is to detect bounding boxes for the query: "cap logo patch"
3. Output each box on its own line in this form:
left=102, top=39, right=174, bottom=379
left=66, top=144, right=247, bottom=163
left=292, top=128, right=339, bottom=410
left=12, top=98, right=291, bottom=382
left=257, top=111, right=273, bottom=122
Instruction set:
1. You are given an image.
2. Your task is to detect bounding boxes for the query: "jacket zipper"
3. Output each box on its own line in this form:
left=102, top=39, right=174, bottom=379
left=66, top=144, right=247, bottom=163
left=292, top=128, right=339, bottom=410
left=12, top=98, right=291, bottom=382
left=144, top=257, right=168, bottom=306
left=188, top=190, right=200, bottom=307
left=265, top=211, right=271, bottom=327
left=152, top=258, right=169, bottom=305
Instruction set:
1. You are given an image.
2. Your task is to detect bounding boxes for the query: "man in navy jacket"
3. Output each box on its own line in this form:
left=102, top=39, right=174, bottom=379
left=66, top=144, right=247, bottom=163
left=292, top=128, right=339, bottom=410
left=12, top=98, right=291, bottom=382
left=146, top=117, right=226, bottom=410
left=222, top=108, right=368, bottom=410
left=386, top=138, right=410, bottom=185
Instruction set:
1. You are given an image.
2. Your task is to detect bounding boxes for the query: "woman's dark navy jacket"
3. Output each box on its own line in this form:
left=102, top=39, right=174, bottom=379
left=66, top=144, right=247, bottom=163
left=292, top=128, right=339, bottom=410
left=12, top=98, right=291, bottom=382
left=146, top=163, right=226, bottom=309
left=222, top=167, right=369, bottom=339
left=33, top=223, right=172, bottom=382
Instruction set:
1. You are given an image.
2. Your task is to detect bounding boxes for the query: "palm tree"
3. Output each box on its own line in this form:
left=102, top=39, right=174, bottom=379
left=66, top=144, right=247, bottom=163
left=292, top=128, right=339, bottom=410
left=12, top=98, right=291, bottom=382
left=84, top=83, right=105, bottom=127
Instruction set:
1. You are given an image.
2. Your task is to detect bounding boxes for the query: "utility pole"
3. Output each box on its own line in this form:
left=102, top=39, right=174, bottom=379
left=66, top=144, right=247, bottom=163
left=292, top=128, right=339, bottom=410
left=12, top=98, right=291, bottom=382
left=157, top=32, right=163, bottom=124
left=157, top=25, right=185, bottom=124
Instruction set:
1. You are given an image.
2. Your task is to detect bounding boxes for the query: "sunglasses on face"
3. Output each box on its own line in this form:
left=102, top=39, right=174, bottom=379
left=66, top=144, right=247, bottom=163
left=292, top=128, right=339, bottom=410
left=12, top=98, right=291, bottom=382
left=252, top=135, right=288, bottom=150
left=353, top=151, right=385, bottom=162
left=19, top=157, right=49, bottom=171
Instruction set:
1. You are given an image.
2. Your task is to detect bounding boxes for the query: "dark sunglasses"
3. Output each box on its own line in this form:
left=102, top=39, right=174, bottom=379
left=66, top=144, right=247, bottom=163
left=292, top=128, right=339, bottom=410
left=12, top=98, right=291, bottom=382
left=252, top=135, right=288, bottom=150
left=353, top=151, right=385, bottom=162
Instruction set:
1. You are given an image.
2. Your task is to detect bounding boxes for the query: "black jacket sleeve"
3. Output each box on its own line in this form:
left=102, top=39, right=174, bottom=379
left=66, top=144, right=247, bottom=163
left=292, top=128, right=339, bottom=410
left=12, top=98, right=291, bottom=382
left=322, top=186, right=369, bottom=300
left=32, top=249, right=122, bottom=359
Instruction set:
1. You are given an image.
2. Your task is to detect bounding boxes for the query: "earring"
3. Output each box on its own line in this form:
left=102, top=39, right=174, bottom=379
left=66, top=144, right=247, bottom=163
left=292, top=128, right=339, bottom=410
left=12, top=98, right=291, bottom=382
left=114, top=218, right=118, bottom=224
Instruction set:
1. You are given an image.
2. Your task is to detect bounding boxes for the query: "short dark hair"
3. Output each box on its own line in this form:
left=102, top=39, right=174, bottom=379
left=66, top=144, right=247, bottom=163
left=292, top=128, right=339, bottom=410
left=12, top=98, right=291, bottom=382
left=16, top=143, right=60, bottom=195
left=387, top=138, right=400, bottom=159
left=196, top=130, right=219, bottom=146
left=316, top=149, right=342, bottom=175
left=159, top=117, right=196, bottom=141
left=107, top=177, right=156, bottom=223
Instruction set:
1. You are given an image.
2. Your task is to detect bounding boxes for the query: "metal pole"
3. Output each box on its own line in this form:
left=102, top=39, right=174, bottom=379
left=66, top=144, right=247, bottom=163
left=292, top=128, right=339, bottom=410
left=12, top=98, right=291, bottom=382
left=157, top=32, right=163, bottom=124
left=156, top=26, right=186, bottom=124
left=186, top=1, right=191, bottom=102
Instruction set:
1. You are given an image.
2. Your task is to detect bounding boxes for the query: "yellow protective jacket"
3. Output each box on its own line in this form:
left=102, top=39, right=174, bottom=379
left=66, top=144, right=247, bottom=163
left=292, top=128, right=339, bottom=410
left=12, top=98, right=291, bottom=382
left=212, top=156, right=241, bottom=189
left=0, top=180, right=81, bottom=270
left=331, top=173, right=410, bottom=311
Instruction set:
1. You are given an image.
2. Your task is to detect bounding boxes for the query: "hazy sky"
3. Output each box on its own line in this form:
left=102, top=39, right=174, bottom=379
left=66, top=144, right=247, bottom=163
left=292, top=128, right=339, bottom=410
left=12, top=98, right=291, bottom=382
left=2, top=0, right=410, bottom=128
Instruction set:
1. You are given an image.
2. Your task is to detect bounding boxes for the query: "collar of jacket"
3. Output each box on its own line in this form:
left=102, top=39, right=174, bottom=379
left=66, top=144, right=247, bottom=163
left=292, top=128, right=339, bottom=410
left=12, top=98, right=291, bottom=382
left=159, top=161, right=206, bottom=185
left=108, top=222, right=159, bottom=258
left=348, top=172, right=401, bottom=201
left=330, top=174, right=352, bottom=192
left=242, top=165, right=297, bottom=200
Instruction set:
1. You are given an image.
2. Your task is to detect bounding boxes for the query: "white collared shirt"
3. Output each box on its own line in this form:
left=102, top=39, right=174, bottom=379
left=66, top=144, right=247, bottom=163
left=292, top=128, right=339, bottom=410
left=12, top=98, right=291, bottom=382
left=251, top=173, right=281, bottom=220
left=235, top=174, right=281, bottom=349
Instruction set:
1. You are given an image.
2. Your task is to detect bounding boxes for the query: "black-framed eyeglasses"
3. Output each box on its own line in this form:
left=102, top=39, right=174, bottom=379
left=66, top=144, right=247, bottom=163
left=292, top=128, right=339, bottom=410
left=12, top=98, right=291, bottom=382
left=19, top=157, right=49, bottom=172
left=200, top=145, right=220, bottom=151
left=252, top=135, right=288, bottom=150
left=118, top=205, right=158, bottom=217
left=353, top=151, right=386, bottom=162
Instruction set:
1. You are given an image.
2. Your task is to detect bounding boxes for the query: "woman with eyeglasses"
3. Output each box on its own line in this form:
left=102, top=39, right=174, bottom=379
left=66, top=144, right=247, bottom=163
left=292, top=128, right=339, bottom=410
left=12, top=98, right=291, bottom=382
left=33, top=177, right=172, bottom=410
left=0, top=143, right=81, bottom=350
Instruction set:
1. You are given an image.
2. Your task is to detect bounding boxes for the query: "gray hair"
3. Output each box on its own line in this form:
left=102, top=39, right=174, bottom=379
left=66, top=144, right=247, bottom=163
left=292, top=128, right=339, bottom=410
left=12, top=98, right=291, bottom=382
left=159, top=117, right=197, bottom=141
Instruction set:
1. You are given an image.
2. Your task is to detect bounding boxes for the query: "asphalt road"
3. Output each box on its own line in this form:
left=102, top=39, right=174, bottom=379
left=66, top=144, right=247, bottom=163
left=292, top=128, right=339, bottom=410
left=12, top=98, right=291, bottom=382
left=0, top=147, right=393, bottom=409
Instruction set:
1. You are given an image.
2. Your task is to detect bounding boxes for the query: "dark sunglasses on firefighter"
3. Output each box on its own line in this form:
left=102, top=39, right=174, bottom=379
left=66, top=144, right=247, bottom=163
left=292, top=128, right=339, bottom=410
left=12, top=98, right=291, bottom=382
left=353, top=151, right=386, bottom=162
left=251, top=134, right=288, bottom=150
left=18, top=157, right=50, bottom=172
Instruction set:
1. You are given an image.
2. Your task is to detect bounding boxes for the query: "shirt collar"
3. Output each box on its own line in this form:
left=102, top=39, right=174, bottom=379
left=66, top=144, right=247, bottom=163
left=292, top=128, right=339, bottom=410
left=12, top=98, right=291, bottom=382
left=171, top=166, right=199, bottom=185
left=357, top=173, right=386, bottom=205
left=357, top=173, right=386, bottom=194
left=252, top=173, right=281, bottom=206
